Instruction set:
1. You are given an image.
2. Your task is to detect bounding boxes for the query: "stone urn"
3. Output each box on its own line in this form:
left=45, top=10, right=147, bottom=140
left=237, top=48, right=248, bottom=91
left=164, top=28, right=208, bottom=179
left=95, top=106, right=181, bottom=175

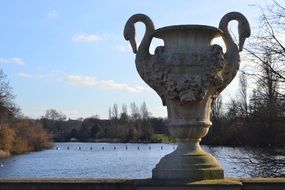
left=124, top=12, right=250, bottom=181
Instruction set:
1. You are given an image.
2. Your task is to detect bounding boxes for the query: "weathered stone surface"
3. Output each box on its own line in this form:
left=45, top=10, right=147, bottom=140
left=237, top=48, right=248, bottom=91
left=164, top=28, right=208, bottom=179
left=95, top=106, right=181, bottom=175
left=152, top=141, right=224, bottom=181
left=124, top=12, right=250, bottom=181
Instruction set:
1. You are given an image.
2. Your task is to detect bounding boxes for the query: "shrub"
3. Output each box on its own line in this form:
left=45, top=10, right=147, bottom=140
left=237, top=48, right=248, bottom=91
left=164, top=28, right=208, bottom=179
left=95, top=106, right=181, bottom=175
left=0, top=124, right=15, bottom=151
left=10, top=119, right=53, bottom=153
left=12, top=137, right=32, bottom=154
left=152, top=134, right=175, bottom=143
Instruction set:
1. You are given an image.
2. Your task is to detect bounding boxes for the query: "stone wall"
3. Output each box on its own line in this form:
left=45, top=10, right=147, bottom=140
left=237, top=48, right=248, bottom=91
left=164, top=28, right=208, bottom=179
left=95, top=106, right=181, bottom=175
left=0, top=178, right=285, bottom=190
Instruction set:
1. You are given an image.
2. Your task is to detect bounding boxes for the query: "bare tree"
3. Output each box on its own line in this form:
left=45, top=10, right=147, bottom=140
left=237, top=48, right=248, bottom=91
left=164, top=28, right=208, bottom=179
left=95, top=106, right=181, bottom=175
left=258, top=53, right=280, bottom=114
left=212, top=95, right=223, bottom=120
left=140, top=101, right=150, bottom=120
left=239, top=72, right=248, bottom=118
left=130, top=102, right=140, bottom=121
left=108, top=107, right=112, bottom=119
left=120, top=104, right=129, bottom=122
left=246, top=0, right=285, bottom=87
left=122, top=104, right=128, bottom=114
left=111, top=103, right=119, bottom=120
left=0, top=69, right=19, bottom=121
left=43, top=109, right=66, bottom=121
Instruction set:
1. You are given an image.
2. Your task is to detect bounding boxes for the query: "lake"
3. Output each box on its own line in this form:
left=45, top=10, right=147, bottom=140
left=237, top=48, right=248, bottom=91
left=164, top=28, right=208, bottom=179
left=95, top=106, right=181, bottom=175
left=0, top=142, right=255, bottom=178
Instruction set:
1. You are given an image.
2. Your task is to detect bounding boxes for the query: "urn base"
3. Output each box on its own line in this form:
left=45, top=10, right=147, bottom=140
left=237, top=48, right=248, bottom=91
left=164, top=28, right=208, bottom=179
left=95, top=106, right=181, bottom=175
left=152, top=141, right=224, bottom=181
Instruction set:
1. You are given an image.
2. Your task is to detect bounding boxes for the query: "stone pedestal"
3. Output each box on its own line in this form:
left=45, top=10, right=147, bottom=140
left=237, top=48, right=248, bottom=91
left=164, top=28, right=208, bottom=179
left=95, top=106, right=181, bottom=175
left=152, top=141, right=224, bottom=181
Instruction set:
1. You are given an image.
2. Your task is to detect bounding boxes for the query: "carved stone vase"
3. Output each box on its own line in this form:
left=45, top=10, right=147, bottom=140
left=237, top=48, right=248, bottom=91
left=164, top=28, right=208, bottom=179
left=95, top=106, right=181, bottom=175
left=124, top=12, right=250, bottom=181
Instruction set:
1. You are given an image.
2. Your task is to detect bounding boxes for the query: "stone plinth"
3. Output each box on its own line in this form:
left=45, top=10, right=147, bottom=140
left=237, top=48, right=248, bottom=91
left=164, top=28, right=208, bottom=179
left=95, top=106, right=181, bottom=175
left=152, top=141, right=223, bottom=181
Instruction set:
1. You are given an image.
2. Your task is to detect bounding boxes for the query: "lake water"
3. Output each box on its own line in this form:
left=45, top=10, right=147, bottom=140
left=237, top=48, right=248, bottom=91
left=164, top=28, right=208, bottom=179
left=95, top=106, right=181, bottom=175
left=0, top=142, right=252, bottom=178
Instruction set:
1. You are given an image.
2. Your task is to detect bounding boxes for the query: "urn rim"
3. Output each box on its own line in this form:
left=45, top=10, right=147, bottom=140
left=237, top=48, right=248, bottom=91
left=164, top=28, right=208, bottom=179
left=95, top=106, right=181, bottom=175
left=154, top=25, right=223, bottom=39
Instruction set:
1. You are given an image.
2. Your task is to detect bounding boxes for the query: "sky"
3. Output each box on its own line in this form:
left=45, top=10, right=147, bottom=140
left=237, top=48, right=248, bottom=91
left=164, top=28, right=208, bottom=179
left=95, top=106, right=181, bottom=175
left=0, top=0, right=264, bottom=119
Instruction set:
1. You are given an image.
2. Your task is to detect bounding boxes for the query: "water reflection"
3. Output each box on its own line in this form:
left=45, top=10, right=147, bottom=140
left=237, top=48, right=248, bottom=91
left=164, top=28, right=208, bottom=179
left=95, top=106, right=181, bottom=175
left=0, top=143, right=176, bottom=178
left=0, top=143, right=281, bottom=178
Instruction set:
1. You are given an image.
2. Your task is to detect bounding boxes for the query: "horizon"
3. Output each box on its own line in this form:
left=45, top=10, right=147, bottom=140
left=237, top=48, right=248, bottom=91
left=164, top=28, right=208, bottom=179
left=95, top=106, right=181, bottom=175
left=0, top=0, right=260, bottom=119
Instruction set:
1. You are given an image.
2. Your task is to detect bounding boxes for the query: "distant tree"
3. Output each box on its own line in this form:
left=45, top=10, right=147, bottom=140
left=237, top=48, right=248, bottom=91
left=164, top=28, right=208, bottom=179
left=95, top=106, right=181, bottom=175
left=111, top=103, right=119, bottom=120
left=249, top=53, right=282, bottom=146
left=78, top=125, right=90, bottom=140
left=120, top=104, right=129, bottom=123
left=43, top=109, right=66, bottom=121
left=108, top=107, right=112, bottom=119
left=226, top=99, right=239, bottom=120
left=130, top=102, right=141, bottom=121
left=90, top=124, right=100, bottom=138
left=239, top=72, right=248, bottom=118
left=69, top=128, right=78, bottom=138
left=122, top=104, right=128, bottom=114
left=150, top=117, right=168, bottom=134
left=0, top=69, right=19, bottom=121
left=90, top=114, right=100, bottom=119
left=77, top=117, right=84, bottom=122
left=140, top=101, right=150, bottom=120
left=211, top=95, right=223, bottom=121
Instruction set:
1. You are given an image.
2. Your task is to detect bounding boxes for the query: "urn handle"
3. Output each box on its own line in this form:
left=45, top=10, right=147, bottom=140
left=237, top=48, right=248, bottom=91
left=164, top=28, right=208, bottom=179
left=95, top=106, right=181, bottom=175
left=124, top=14, right=157, bottom=96
left=219, top=12, right=250, bottom=53
left=124, top=14, right=155, bottom=57
left=218, top=12, right=250, bottom=87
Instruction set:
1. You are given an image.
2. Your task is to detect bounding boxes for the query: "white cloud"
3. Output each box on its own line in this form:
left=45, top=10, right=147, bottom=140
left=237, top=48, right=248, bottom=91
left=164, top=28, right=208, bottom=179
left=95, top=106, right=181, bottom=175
left=17, top=71, right=61, bottom=79
left=17, top=72, right=32, bottom=78
left=115, top=44, right=131, bottom=53
left=0, top=57, right=24, bottom=65
left=65, top=75, right=144, bottom=93
left=17, top=71, right=144, bottom=93
left=65, top=75, right=97, bottom=85
left=72, top=33, right=103, bottom=43
left=10, top=57, right=25, bottom=65
left=47, top=9, right=58, bottom=19
left=100, top=80, right=144, bottom=93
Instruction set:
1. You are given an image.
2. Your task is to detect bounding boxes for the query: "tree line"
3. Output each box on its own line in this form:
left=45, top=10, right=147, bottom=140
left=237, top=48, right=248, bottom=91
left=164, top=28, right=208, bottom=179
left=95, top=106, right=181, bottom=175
left=40, top=102, right=171, bottom=143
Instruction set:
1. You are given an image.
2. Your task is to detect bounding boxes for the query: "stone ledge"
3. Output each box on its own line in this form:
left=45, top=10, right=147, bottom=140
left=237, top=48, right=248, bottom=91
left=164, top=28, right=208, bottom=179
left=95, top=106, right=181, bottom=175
left=241, top=178, right=285, bottom=183
left=0, top=178, right=133, bottom=183
left=0, top=178, right=284, bottom=190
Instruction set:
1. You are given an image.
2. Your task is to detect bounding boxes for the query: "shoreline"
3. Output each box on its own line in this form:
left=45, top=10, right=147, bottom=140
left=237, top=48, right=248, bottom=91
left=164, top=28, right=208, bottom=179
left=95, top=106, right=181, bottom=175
left=53, top=141, right=280, bottom=148
left=64, top=138, right=167, bottom=144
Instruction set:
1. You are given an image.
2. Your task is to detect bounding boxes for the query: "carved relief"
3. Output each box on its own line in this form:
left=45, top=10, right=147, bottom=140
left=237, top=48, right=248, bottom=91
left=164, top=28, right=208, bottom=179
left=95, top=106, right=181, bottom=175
left=140, top=45, right=225, bottom=104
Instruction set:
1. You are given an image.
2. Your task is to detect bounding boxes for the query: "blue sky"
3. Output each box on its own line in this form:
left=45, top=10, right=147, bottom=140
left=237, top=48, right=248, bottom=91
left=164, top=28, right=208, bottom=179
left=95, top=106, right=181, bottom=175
left=0, top=0, right=261, bottom=119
